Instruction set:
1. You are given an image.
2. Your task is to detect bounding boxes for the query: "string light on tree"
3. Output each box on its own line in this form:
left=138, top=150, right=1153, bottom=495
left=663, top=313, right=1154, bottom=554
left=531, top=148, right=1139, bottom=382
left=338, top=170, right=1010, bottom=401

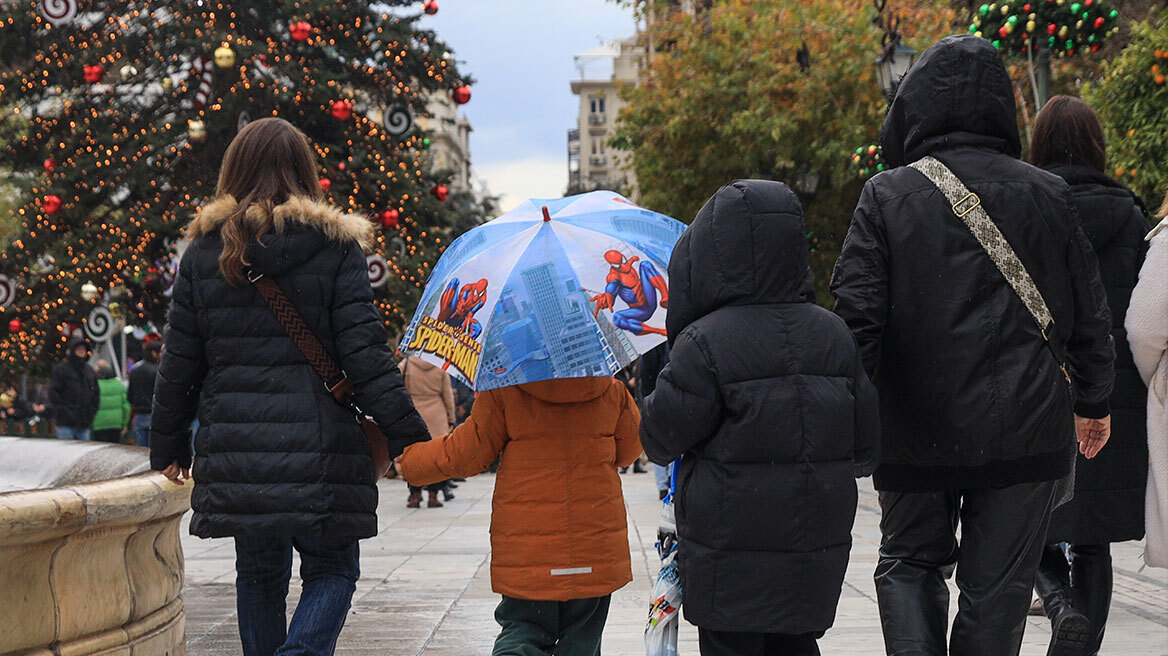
left=970, top=0, right=1120, bottom=57
left=849, top=145, right=885, bottom=179
left=0, top=0, right=484, bottom=376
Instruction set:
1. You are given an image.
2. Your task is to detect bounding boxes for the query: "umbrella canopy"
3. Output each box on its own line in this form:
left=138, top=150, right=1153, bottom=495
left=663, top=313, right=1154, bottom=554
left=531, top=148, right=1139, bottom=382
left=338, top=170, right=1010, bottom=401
left=400, top=190, right=686, bottom=391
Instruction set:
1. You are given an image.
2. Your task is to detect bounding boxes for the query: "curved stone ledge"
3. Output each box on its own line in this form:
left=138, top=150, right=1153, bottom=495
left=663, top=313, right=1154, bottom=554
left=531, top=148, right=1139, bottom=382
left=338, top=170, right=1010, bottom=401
left=0, top=438, right=191, bottom=656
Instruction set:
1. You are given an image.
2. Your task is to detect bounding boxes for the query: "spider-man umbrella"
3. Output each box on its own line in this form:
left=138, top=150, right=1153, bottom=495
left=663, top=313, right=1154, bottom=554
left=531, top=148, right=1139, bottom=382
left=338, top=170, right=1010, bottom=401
left=399, top=190, right=685, bottom=392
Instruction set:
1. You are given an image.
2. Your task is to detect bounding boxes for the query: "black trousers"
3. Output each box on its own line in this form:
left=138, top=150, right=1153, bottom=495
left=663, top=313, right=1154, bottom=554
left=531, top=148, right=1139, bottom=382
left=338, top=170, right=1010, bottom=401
left=698, top=628, right=821, bottom=655
left=492, top=595, right=610, bottom=656
left=874, top=480, right=1055, bottom=656
left=1034, top=542, right=1112, bottom=653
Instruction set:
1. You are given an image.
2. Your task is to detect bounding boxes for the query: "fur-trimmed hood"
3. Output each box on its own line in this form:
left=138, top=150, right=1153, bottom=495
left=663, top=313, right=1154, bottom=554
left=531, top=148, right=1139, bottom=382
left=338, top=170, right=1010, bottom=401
left=188, top=195, right=372, bottom=251
left=187, top=195, right=372, bottom=278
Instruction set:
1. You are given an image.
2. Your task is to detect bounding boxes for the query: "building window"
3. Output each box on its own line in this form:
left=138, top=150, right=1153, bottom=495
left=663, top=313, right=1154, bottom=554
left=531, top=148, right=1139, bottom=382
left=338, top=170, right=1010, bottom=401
left=590, top=140, right=606, bottom=155
left=590, top=95, right=606, bottom=114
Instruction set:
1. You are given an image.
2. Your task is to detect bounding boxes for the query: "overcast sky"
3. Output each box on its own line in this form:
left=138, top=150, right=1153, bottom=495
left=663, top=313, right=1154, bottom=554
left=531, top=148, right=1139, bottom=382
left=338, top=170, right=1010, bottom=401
left=417, top=0, right=636, bottom=214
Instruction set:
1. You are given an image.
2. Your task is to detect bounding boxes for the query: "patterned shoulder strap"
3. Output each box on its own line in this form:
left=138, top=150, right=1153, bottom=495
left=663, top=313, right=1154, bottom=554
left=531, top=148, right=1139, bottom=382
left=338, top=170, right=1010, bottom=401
left=909, top=156, right=1069, bottom=379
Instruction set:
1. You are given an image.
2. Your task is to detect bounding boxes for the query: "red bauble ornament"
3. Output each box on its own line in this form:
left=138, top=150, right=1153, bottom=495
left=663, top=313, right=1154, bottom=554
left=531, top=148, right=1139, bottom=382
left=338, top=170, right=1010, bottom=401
left=1091, top=44, right=1100, bottom=52
left=998, top=26, right=1009, bottom=38
left=42, top=194, right=62, bottom=214
left=423, top=0, right=439, bottom=15
left=83, top=64, right=104, bottom=83
left=330, top=100, right=353, bottom=121
left=432, top=184, right=449, bottom=202
left=290, top=20, right=312, bottom=42
left=1048, top=23, right=1057, bottom=35
left=8, top=319, right=22, bottom=333
left=319, top=177, right=332, bottom=191
left=380, top=209, right=400, bottom=228
left=1023, top=3, right=1031, bottom=10
left=43, top=158, right=57, bottom=173
left=452, top=85, right=471, bottom=105
left=1094, top=17, right=1105, bottom=29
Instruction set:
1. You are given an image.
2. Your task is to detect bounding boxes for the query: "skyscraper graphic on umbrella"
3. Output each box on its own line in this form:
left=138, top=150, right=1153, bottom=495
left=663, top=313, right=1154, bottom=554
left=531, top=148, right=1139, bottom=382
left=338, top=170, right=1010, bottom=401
left=399, top=191, right=686, bottom=392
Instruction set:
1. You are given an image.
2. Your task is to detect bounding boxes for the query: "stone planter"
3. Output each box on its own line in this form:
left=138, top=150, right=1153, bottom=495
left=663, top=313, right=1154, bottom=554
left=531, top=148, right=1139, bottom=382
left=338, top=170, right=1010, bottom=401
left=0, top=438, right=191, bottom=656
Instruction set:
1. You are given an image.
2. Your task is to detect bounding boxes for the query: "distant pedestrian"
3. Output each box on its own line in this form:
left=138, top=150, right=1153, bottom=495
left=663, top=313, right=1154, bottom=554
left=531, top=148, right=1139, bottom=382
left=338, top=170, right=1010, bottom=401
left=91, top=360, right=130, bottom=443
left=398, top=355, right=455, bottom=508
left=1028, top=95, right=1150, bottom=656
left=831, top=36, right=1115, bottom=656
left=128, top=339, right=162, bottom=447
left=642, top=180, right=880, bottom=656
left=149, top=117, right=429, bottom=656
left=398, top=377, right=642, bottom=656
left=49, top=335, right=99, bottom=441
left=1127, top=185, right=1168, bottom=570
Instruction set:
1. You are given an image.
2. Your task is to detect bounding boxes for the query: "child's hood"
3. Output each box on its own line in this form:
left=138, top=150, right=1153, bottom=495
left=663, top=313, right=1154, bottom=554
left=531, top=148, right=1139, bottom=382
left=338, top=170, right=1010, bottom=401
left=517, top=377, right=613, bottom=404
left=665, top=180, right=814, bottom=344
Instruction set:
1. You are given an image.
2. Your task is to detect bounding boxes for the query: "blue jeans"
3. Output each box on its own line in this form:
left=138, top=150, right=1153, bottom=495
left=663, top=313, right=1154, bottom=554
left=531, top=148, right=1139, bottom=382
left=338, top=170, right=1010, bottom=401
left=56, top=426, right=91, bottom=441
left=234, top=536, right=360, bottom=656
left=654, top=463, right=670, bottom=492
left=132, top=413, right=151, bottom=447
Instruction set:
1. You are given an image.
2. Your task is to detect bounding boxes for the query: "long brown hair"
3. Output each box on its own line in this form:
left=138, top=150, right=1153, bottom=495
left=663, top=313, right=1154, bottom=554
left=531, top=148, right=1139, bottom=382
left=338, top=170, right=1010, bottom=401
left=1031, top=95, right=1107, bottom=172
left=213, top=118, right=323, bottom=285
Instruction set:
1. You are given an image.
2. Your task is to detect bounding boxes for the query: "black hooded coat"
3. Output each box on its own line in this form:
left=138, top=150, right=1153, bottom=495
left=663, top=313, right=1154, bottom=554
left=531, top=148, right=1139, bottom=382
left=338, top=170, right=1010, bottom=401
left=149, top=196, right=430, bottom=539
left=1044, top=164, right=1148, bottom=544
left=49, top=336, right=100, bottom=429
left=830, top=35, right=1115, bottom=492
left=641, top=180, right=880, bottom=635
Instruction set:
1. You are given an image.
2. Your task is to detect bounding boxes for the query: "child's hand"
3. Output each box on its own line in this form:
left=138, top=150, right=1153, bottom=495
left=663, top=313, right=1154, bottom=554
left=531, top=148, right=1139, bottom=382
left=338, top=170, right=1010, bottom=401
left=393, top=455, right=404, bottom=472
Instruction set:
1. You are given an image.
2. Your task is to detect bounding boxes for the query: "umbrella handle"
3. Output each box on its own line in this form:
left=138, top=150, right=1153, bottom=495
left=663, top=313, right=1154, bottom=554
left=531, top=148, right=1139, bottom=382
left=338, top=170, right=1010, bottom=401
left=664, top=458, right=681, bottom=503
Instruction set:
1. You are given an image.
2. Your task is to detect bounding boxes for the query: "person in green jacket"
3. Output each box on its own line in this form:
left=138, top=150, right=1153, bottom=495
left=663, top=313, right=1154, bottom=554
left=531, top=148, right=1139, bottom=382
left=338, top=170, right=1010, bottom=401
left=92, top=360, right=130, bottom=443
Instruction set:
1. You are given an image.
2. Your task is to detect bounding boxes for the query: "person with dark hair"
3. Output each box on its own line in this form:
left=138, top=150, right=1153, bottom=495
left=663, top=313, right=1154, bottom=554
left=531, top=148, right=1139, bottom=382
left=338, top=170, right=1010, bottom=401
left=49, top=336, right=100, bottom=441
left=149, top=117, right=430, bottom=656
left=831, top=36, right=1115, bottom=656
left=1030, top=94, right=1149, bottom=656
left=91, top=360, right=130, bottom=443
left=128, top=340, right=162, bottom=447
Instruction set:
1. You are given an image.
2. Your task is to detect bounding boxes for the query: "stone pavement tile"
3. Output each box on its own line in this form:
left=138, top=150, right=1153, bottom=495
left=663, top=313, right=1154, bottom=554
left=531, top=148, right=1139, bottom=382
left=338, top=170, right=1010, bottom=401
left=179, top=471, right=1167, bottom=655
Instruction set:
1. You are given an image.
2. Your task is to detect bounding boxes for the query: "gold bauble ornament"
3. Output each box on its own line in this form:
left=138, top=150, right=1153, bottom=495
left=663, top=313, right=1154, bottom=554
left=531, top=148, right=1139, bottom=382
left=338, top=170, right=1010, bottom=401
left=1027, top=21, right=1037, bottom=33
left=188, top=119, right=208, bottom=142
left=214, top=46, right=236, bottom=69
left=161, top=77, right=174, bottom=90
left=108, top=302, right=123, bottom=318
left=119, top=64, right=138, bottom=81
left=1000, top=5, right=1010, bottom=15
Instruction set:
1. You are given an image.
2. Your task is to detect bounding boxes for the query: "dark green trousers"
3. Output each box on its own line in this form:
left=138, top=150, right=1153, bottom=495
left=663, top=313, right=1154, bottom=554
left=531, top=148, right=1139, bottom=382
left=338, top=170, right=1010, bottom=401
left=492, top=595, right=611, bottom=656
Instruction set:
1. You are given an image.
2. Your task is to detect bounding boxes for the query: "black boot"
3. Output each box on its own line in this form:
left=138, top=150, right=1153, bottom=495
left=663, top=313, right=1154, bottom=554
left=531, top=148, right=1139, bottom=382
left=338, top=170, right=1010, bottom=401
left=1069, top=543, right=1112, bottom=655
left=1036, top=544, right=1091, bottom=656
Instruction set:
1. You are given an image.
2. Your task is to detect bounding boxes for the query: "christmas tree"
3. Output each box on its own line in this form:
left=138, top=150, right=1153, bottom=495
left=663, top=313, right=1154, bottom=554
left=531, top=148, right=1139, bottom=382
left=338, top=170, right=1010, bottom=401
left=0, top=0, right=478, bottom=377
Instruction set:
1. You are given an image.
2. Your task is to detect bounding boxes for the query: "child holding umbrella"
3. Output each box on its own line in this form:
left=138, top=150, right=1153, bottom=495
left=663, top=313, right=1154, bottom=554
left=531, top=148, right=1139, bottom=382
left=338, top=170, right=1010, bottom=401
left=396, top=376, right=642, bottom=654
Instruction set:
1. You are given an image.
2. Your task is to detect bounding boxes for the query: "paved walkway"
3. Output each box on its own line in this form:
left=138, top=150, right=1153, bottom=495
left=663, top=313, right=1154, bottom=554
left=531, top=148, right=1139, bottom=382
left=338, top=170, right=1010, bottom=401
left=181, top=473, right=1168, bottom=655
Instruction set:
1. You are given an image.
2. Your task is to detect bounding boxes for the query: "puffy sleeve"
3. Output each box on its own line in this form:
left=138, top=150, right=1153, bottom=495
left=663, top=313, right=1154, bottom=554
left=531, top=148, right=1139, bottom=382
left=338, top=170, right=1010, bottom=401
left=830, top=181, right=890, bottom=378
left=640, top=329, right=723, bottom=465
left=330, top=245, right=430, bottom=458
left=612, top=381, right=643, bottom=468
left=399, top=389, right=508, bottom=485
left=150, top=253, right=207, bottom=470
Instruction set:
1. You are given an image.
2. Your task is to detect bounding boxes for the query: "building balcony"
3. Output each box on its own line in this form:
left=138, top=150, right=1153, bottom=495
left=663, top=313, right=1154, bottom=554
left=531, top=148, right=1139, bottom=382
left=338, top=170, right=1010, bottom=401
left=589, top=155, right=608, bottom=167
left=588, top=113, right=607, bottom=126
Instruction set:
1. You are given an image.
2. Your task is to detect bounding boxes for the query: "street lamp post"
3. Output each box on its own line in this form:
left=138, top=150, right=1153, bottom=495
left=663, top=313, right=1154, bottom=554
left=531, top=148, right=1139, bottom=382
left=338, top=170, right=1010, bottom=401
left=875, top=39, right=917, bottom=102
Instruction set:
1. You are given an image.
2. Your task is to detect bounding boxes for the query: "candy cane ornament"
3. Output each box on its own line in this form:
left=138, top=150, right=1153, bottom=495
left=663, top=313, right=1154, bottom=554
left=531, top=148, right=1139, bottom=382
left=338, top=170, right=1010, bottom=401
left=192, top=56, right=213, bottom=108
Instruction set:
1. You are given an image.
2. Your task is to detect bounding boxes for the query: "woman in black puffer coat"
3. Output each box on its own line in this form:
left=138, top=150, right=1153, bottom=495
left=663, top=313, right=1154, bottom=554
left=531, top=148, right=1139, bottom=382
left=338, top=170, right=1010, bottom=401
left=641, top=180, right=880, bottom=656
left=149, top=118, right=429, bottom=656
left=1030, top=96, right=1149, bottom=656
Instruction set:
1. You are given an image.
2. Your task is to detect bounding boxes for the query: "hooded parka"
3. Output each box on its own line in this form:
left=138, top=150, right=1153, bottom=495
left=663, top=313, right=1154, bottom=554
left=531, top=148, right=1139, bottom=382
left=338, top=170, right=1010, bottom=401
left=830, top=35, right=1115, bottom=493
left=49, top=336, right=100, bottom=429
left=641, top=180, right=880, bottom=635
left=1043, top=164, right=1148, bottom=545
left=399, top=377, right=642, bottom=601
left=149, top=196, right=430, bottom=539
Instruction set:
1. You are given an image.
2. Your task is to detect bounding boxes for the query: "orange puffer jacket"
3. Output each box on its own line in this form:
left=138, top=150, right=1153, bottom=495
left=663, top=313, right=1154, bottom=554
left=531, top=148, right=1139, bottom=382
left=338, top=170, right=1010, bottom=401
left=399, top=377, right=642, bottom=601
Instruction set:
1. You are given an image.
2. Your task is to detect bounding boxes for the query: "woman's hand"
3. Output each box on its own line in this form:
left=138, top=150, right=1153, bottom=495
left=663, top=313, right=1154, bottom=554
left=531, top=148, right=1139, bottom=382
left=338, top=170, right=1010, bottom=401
left=160, top=462, right=191, bottom=485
